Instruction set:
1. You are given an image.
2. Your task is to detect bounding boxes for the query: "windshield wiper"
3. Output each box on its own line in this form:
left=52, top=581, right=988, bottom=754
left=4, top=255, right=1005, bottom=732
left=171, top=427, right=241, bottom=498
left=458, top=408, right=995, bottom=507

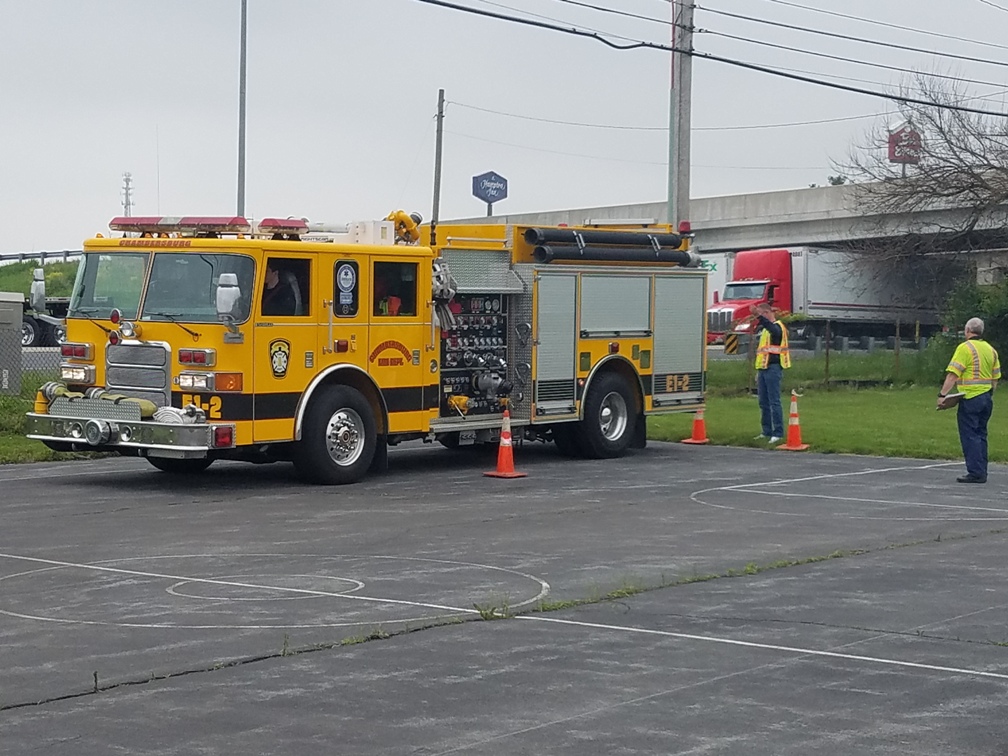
left=67, top=307, right=112, bottom=334
left=145, top=312, right=202, bottom=342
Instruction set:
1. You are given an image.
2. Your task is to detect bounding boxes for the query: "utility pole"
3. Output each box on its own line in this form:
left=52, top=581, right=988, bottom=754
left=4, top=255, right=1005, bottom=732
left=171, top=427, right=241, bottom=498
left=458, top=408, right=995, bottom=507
left=121, top=172, right=134, bottom=217
left=430, top=88, right=446, bottom=247
left=236, top=0, right=248, bottom=217
left=667, top=0, right=694, bottom=226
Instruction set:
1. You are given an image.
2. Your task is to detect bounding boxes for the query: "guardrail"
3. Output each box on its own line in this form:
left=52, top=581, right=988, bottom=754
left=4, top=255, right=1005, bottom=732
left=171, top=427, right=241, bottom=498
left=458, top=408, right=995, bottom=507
left=0, top=250, right=82, bottom=264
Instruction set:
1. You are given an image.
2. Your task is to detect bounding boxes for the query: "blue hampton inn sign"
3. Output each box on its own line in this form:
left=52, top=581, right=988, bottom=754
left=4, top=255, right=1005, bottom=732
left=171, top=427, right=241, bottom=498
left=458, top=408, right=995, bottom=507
left=472, top=171, right=508, bottom=204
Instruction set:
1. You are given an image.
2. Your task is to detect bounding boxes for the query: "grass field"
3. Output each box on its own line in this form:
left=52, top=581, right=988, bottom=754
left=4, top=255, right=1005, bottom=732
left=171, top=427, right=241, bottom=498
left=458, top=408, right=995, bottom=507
left=649, top=386, right=991, bottom=462
left=0, top=260, right=79, bottom=299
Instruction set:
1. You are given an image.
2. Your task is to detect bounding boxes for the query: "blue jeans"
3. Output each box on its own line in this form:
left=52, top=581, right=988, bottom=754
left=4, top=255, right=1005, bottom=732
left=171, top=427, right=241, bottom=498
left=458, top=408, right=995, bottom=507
left=957, top=391, right=993, bottom=479
left=757, top=363, right=784, bottom=437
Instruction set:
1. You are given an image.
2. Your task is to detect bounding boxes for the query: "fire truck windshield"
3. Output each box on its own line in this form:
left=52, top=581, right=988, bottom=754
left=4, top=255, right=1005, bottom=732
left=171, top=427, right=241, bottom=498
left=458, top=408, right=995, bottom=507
left=69, top=252, right=149, bottom=319
left=722, top=282, right=768, bottom=301
left=141, top=253, right=256, bottom=323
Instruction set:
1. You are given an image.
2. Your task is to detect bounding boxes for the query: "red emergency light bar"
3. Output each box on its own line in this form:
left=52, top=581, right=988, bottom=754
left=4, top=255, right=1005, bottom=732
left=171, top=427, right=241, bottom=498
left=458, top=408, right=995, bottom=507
left=109, top=216, right=252, bottom=235
left=257, top=218, right=309, bottom=235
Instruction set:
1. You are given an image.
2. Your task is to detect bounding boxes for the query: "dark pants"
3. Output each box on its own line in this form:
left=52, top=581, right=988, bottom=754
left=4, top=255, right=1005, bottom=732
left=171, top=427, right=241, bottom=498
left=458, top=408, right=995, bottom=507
left=957, top=391, right=993, bottom=480
left=757, top=363, right=784, bottom=437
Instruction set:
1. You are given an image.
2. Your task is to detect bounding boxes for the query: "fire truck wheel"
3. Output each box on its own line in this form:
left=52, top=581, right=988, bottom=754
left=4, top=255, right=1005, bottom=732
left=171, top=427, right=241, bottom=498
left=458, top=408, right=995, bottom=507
left=296, top=385, right=376, bottom=484
left=578, top=373, right=636, bottom=459
left=551, top=423, right=583, bottom=458
left=147, top=457, right=214, bottom=474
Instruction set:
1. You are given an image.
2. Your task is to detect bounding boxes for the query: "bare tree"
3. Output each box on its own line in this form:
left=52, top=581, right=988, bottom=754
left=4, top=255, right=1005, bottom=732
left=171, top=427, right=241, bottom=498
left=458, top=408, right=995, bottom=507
left=837, top=74, right=1008, bottom=308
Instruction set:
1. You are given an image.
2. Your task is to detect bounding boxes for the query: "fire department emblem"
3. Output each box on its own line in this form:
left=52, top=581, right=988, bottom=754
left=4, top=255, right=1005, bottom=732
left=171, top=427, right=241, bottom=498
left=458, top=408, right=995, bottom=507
left=269, top=339, right=290, bottom=378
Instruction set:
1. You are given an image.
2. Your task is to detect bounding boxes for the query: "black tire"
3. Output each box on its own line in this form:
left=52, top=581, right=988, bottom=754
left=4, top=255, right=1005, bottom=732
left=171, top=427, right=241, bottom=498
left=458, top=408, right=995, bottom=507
left=438, top=432, right=460, bottom=449
left=147, top=457, right=214, bottom=474
left=21, top=317, right=40, bottom=347
left=577, top=372, right=637, bottom=459
left=551, top=423, right=583, bottom=458
left=294, top=385, right=377, bottom=485
left=46, top=322, right=67, bottom=346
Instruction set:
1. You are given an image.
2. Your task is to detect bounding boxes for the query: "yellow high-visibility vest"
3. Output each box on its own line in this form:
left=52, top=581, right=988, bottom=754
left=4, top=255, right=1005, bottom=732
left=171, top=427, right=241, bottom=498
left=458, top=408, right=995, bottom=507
left=755, top=321, right=791, bottom=369
left=946, top=338, right=1001, bottom=399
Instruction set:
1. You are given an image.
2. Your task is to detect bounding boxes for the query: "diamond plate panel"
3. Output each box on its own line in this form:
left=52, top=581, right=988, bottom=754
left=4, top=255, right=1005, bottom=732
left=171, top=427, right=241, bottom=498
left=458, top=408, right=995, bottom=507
left=440, top=250, right=525, bottom=294
left=49, top=396, right=142, bottom=421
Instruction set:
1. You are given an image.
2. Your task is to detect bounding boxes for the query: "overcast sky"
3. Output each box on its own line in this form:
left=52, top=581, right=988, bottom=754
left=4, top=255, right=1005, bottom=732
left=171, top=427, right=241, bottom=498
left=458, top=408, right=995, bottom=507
left=2, top=0, right=1008, bottom=253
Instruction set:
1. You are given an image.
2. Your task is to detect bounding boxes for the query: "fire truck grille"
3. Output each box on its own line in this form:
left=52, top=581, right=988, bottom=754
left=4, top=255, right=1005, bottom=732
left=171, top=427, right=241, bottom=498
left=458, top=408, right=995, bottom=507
left=105, top=343, right=170, bottom=407
left=108, top=344, right=167, bottom=366
left=107, top=366, right=167, bottom=389
left=708, top=311, right=731, bottom=333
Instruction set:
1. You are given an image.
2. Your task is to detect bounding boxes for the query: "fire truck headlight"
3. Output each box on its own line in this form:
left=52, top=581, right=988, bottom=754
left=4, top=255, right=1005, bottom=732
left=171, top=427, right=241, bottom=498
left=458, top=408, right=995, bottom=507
left=119, top=321, right=141, bottom=339
left=179, top=373, right=213, bottom=390
left=60, top=364, right=96, bottom=384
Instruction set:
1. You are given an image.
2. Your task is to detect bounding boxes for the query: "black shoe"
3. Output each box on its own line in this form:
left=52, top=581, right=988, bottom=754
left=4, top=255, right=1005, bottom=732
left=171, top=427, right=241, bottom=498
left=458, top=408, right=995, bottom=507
left=956, top=475, right=987, bottom=484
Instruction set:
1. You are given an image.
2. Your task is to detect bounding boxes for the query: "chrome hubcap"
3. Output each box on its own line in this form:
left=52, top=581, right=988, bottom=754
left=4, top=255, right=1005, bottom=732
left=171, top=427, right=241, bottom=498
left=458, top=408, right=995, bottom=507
left=325, top=408, right=365, bottom=466
left=598, top=391, right=628, bottom=441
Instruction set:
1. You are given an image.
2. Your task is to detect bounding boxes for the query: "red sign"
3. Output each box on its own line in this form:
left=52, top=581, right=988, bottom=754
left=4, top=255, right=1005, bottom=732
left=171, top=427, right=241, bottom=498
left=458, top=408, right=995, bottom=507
left=888, top=126, right=922, bottom=164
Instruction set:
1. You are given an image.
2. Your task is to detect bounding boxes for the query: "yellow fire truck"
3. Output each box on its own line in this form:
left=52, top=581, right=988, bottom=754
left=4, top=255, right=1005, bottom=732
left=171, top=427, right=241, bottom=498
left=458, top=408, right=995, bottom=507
left=25, top=212, right=707, bottom=484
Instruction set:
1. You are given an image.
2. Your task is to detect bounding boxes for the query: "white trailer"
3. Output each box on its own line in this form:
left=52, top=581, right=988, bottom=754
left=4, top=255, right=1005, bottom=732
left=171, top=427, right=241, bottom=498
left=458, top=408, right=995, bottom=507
left=794, top=247, right=939, bottom=333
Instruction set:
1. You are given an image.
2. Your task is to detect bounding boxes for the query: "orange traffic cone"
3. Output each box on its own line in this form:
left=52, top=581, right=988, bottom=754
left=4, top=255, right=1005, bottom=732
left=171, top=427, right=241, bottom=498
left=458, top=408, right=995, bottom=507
left=484, top=409, right=527, bottom=478
left=681, top=407, right=710, bottom=444
left=777, top=390, right=810, bottom=451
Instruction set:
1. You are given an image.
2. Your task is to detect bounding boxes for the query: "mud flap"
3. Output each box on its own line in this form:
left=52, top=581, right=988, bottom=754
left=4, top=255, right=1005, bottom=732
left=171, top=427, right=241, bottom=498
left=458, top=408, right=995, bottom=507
left=630, top=415, right=647, bottom=449
left=369, top=434, right=389, bottom=474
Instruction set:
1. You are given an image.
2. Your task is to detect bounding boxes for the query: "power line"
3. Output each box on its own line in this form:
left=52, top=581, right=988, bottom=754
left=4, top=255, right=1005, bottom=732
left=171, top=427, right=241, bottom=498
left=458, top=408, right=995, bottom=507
left=697, top=3, right=1008, bottom=71
left=412, top=0, right=1008, bottom=117
left=471, top=0, right=645, bottom=44
left=757, top=0, right=1008, bottom=54
left=550, top=0, right=671, bottom=26
left=450, top=101, right=666, bottom=130
left=557, top=0, right=1008, bottom=85
left=699, top=28, right=1008, bottom=92
left=974, top=0, right=1008, bottom=12
left=448, top=129, right=829, bottom=169
left=451, top=99, right=887, bottom=131
left=421, top=0, right=678, bottom=49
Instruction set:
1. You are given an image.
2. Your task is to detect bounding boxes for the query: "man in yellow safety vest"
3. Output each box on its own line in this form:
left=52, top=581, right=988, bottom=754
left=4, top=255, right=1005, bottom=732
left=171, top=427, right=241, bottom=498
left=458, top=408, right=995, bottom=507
left=938, top=317, right=1000, bottom=483
left=751, top=302, right=791, bottom=443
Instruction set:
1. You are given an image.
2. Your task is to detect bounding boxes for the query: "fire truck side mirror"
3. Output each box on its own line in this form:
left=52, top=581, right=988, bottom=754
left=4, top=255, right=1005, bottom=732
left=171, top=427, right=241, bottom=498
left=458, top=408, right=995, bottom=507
left=216, top=273, right=241, bottom=319
left=29, top=268, right=46, bottom=312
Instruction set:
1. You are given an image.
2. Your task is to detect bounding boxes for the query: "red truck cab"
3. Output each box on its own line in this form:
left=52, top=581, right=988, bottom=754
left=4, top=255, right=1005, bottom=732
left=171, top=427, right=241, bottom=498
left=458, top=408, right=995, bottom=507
left=706, top=248, right=792, bottom=343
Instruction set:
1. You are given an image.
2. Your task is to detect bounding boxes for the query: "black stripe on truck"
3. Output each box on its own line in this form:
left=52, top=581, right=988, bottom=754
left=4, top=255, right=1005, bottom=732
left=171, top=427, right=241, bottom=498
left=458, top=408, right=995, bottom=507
left=172, top=384, right=440, bottom=421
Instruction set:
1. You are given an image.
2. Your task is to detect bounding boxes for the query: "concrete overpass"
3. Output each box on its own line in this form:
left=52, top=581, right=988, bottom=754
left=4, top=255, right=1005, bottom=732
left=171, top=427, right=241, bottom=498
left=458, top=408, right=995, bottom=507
left=451, top=184, right=1008, bottom=265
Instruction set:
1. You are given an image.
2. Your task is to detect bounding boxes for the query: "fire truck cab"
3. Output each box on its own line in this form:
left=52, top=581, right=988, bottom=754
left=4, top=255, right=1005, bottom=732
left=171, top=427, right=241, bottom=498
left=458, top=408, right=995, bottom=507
left=26, top=213, right=707, bottom=484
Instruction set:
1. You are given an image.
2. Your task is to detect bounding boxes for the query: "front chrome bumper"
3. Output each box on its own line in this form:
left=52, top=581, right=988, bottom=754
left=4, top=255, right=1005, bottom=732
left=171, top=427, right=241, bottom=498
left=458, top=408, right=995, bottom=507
left=26, top=413, right=231, bottom=458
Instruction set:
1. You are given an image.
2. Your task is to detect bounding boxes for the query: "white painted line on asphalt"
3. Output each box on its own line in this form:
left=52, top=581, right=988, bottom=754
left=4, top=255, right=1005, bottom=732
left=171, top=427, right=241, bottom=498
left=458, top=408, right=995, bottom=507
left=730, top=487, right=1008, bottom=516
left=688, top=461, right=1005, bottom=520
left=520, top=615, right=1008, bottom=682
left=0, top=466, right=127, bottom=482
left=0, top=551, right=550, bottom=629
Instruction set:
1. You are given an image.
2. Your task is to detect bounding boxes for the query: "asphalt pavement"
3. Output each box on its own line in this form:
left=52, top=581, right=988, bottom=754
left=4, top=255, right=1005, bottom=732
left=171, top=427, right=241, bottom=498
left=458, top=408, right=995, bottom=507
left=2, top=441, right=1007, bottom=754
